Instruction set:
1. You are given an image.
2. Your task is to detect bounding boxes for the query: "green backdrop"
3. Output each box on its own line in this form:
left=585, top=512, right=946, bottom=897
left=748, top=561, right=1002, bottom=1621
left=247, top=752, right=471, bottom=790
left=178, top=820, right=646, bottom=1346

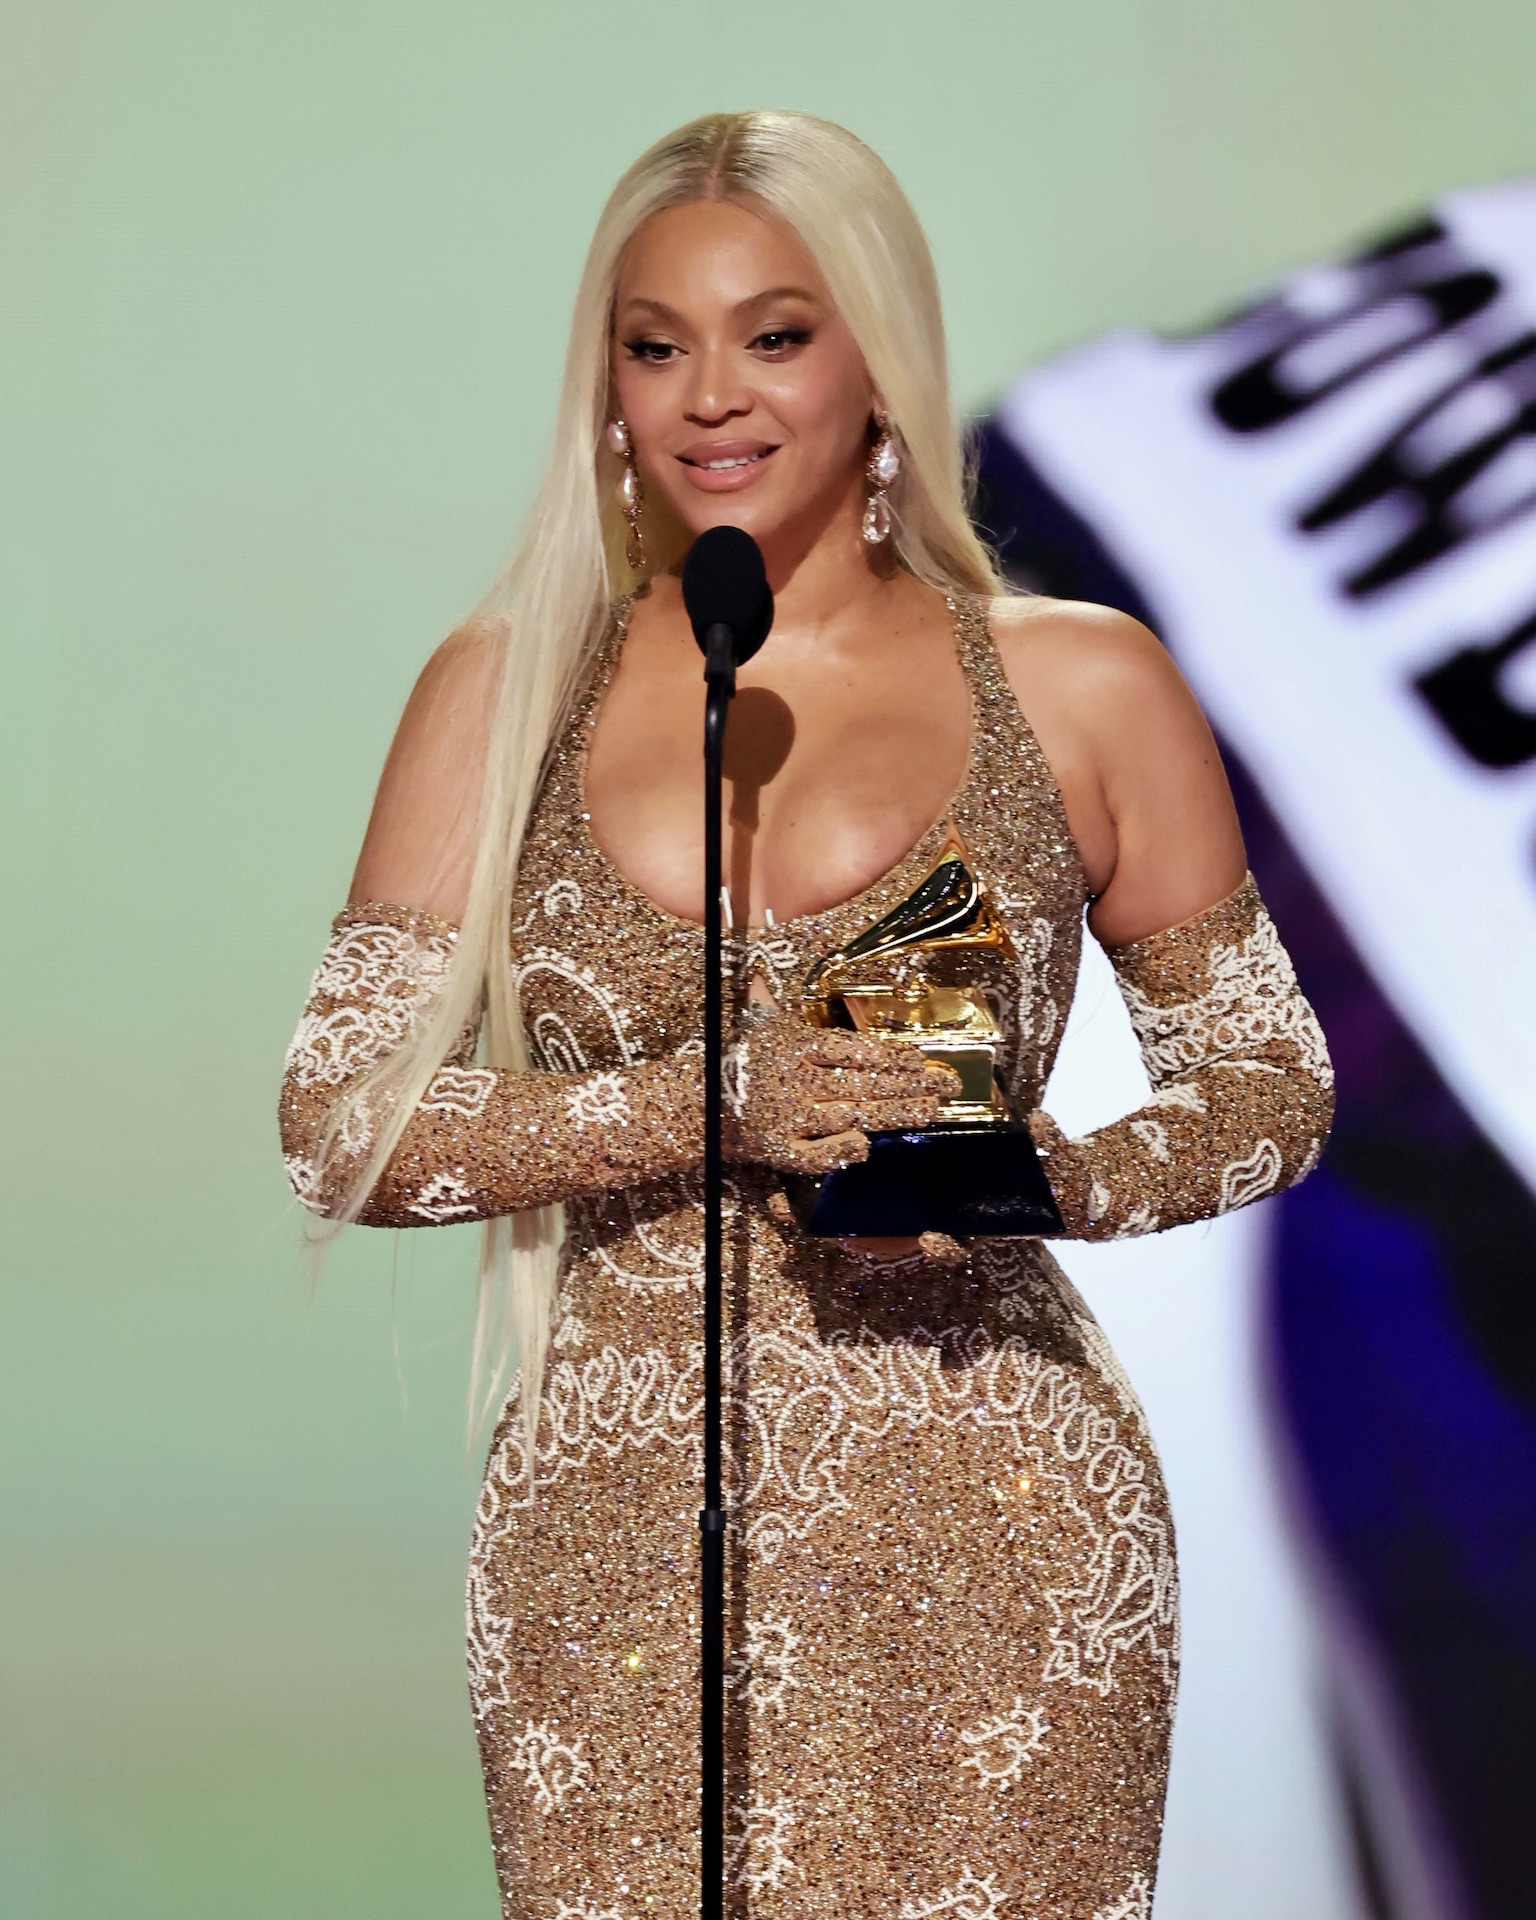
left=5, top=2, right=1533, bottom=1912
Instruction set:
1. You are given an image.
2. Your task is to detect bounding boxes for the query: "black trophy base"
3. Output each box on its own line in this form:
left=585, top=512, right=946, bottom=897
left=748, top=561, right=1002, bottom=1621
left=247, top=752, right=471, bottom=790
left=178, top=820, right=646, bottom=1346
left=783, top=1121, right=1064, bottom=1239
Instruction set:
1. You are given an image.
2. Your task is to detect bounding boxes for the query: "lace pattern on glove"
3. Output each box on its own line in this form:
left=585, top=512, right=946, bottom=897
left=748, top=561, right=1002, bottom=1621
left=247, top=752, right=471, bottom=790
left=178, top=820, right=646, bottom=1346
left=279, top=904, right=704, bottom=1226
left=1032, top=876, right=1333, bottom=1241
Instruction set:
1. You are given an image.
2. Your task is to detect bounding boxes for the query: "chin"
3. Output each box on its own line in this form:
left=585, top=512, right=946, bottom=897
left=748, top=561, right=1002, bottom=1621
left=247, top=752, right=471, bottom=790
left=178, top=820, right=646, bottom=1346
left=676, top=495, right=784, bottom=542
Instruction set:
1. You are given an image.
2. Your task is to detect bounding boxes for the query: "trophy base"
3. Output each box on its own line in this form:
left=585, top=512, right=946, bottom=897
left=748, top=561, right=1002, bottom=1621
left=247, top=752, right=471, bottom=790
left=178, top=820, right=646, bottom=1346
left=782, top=1122, right=1065, bottom=1239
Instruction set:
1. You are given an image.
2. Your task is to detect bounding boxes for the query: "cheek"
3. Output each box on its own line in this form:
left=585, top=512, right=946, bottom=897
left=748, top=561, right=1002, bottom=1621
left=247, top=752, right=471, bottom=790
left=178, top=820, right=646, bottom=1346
left=768, top=357, right=868, bottom=449
left=611, top=360, right=658, bottom=433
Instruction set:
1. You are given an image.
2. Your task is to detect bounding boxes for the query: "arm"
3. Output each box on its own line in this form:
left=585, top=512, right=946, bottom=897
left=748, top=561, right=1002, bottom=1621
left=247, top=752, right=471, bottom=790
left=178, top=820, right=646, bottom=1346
left=280, top=623, right=706, bottom=1224
left=990, top=597, right=1332, bottom=1239
left=1029, top=875, right=1333, bottom=1238
left=279, top=901, right=706, bottom=1224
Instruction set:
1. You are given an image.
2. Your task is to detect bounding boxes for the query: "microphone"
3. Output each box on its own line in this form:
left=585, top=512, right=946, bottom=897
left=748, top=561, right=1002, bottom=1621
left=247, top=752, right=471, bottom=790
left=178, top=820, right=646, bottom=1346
left=682, top=525, right=774, bottom=684
left=681, top=519, right=773, bottom=1920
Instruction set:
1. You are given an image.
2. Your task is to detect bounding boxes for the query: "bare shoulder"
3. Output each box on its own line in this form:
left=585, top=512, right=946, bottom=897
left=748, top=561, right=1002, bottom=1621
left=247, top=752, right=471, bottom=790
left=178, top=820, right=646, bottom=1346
left=407, top=616, right=506, bottom=719
left=347, top=618, right=508, bottom=920
left=986, top=591, right=1216, bottom=758
left=984, top=594, right=1245, bottom=939
left=986, top=593, right=1183, bottom=707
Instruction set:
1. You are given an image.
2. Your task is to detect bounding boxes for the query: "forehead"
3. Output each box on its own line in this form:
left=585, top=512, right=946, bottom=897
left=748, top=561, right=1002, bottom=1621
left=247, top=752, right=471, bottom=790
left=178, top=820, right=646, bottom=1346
left=615, top=198, right=832, bottom=311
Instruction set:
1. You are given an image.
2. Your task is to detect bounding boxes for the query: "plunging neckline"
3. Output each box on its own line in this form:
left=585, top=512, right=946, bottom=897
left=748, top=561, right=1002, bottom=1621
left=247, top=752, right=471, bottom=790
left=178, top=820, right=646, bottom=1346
left=573, top=595, right=980, bottom=940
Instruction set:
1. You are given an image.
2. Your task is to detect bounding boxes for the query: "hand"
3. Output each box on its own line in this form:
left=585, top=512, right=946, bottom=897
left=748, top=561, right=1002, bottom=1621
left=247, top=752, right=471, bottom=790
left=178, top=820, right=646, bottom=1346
left=1026, top=1109, right=1090, bottom=1226
left=725, top=1010, right=961, bottom=1176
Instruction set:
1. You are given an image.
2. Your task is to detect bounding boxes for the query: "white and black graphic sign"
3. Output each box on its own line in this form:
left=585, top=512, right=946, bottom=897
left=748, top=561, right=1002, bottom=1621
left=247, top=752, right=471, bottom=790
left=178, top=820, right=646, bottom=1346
left=1000, top=178, right=1536, bottom=1196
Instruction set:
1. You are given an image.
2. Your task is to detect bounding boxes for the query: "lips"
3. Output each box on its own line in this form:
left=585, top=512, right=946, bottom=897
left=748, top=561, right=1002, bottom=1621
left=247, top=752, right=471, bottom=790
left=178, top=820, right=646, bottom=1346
left=678, top=439, right=779, bottom=470
left=676, top=439, right=780, bottom=493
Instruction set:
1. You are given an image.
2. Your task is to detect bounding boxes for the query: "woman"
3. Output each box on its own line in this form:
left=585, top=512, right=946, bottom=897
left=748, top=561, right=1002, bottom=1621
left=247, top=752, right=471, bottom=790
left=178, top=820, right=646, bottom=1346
left=280, top=112, right=1332, bottom=1919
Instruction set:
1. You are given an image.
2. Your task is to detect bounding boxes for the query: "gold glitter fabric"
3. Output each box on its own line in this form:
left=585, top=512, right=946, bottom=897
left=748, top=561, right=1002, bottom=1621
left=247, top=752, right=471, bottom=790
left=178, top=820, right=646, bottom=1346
left=278, top=902, right=707, bottom=1223
left=464, top=599, right=1175, bottom=1920
left=1029, top=877, right=1334, bottom=1240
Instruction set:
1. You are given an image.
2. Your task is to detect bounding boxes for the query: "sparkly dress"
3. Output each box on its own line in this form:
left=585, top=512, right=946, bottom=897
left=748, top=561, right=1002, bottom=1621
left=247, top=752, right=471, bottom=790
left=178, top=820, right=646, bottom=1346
left=280, top=597, right=1334, bottom=1920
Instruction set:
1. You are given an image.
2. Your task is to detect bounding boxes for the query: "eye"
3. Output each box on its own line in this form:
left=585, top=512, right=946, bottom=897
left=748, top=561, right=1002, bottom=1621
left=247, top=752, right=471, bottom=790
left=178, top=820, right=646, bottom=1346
left=752, top=327, right=812, bottom=358
left=622, top=336, right=681, bottom=364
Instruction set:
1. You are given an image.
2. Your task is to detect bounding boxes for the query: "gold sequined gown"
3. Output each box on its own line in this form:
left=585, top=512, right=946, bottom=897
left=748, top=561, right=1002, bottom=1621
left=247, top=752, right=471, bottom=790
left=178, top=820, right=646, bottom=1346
left=280, top=598, right=1334, bottom=1920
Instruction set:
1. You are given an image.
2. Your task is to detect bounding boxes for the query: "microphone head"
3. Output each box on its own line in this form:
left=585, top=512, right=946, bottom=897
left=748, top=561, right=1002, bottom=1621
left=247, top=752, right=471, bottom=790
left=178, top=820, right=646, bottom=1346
left=681, top=526, right=774, bottom=665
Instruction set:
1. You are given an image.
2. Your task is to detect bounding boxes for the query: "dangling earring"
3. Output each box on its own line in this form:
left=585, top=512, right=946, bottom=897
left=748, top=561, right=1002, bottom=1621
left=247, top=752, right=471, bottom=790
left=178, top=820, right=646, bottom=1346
left=862, top=413, right=901, bottom=545
left=605, top=417, right=648, bottom=573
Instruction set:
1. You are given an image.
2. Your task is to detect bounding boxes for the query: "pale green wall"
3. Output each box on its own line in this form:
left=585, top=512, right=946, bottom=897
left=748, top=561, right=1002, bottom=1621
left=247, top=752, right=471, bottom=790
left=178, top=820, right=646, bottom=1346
left=4, top=2, right=1533, bottom=1913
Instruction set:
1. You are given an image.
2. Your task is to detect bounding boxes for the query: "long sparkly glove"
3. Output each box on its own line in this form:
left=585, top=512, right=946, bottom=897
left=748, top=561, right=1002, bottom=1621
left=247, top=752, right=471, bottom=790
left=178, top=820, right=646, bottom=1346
left=279, top=904, right=704, bottom=1225
left=723, top=1009, right=960, bottom=1176
left=1028, top=875, right=1333, bottom=1240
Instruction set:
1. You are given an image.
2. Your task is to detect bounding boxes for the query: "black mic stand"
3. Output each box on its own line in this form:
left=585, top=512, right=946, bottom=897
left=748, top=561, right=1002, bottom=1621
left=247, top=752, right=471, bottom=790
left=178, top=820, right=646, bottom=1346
left=700, top=619, right=735, bottom=1920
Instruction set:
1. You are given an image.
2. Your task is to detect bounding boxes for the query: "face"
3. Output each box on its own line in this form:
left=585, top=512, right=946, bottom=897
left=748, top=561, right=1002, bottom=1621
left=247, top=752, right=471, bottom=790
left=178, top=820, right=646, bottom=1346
left=610, top=197, right=876, bottom=557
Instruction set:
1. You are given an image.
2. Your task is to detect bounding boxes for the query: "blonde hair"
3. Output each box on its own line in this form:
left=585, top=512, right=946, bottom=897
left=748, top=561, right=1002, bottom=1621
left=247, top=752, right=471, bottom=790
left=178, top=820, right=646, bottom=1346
left=321, top=110, right=1003, bottom=1449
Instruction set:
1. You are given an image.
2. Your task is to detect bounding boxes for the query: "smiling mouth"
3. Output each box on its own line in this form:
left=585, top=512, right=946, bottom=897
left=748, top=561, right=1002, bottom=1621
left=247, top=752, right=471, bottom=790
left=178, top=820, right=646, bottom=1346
left=680, top=448, right=779, bottom=471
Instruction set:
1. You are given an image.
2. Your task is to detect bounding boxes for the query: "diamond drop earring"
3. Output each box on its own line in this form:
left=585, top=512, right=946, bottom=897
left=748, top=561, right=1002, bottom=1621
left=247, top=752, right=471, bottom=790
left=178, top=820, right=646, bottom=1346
left=862, top=414, right=902, bottom=545
left=605, top=416, right=648, bottom=573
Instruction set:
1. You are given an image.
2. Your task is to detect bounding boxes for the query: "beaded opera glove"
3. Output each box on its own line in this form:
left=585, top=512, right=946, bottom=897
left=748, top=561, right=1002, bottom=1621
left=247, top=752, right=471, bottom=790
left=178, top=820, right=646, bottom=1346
left=279, top=904, right=704, bottom=1225
left=723, top=1009, right=960, bottom=1176
left=1028, top=875, right=1333, bottom=1240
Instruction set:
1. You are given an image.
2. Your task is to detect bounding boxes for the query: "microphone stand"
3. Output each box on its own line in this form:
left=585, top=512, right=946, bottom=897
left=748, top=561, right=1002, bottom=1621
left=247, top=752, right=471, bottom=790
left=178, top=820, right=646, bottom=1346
left=700, top=620, right=736, bottom=1920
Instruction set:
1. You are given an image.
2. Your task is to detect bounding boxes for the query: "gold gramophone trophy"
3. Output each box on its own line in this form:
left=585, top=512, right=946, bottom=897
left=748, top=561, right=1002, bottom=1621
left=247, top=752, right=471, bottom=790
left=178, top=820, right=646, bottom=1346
left=785, top=834, right=1064, bottom=1238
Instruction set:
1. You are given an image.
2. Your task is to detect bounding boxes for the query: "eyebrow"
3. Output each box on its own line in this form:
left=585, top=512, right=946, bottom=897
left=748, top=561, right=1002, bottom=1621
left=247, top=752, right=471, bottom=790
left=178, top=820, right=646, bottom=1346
left=617, top=285, right=824, bottom=326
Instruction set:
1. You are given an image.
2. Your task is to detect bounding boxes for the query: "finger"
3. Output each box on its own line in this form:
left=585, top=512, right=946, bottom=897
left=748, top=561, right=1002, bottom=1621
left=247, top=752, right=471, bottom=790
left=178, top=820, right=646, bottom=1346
left=802, top=1065, right=928, bottom=1103
left=800, top=1028, right=898, bottom=1070
left=783, top=1128, right=869, bottom=1175
left=854, top=1094, right=944, bottom=1133
left=765, top=1189, right=796, bottom=1225
left=807, top=1055, right=964, bottom=1101
left=1027, top=1108, right=1066, bottom=1152
left=799, top=1099, right=864, bottom=1137
left=918, top=1230, right=969, bottom=1267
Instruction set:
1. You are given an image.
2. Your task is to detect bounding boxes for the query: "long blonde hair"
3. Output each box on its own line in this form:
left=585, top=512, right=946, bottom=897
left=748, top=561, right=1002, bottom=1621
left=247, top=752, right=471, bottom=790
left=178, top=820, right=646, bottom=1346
left=323, top=110, right=1003, bottom=1449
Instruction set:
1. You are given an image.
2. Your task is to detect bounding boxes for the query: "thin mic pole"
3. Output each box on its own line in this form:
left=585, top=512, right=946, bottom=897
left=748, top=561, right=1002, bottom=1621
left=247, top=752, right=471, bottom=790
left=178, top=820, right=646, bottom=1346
left=700, top=623, right=732, bottom=1920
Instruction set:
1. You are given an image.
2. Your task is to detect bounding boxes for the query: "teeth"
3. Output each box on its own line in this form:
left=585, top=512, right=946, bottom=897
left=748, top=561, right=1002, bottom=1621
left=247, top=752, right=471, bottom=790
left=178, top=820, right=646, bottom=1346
left=699, top=451, right=768, bottom=470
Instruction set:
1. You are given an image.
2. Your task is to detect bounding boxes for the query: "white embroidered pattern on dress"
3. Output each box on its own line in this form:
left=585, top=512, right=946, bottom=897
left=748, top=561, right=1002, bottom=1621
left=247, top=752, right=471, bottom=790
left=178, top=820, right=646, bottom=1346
left=476, top=1325, right=1175, bottom=1697
left=542, top=878, right=584, bottom=918
left=727, top=1610, right=803, bottom=1718
left=1093, top=1871, right=1153, bottom=1920
left=958, top=1697, right=1050, bottom=1786
left=564, top=1070, right=631, bottom=1129
left=1120, top=906, right=1333, bottom=1091
left=1128, top=1117, right=1171, bottom=1163
left=284, top=1152, right=322, bottom=1211
left=508, top=1719, right=592, bottom=1813
left=420, top=1065, right=496, bottom=1118
left=1111, top=1203, right=1160, bottom=1240
left=586, top=1180, right=707, bottom=1295
left=725, top=1790, right=796, bottom=1894
left=721, top=1039, right=749, bottom=1119
left=1144, top=1081, right=1207, bottom=1115
left=407, top=1172, right=477, bottom=1222
left=286, top=922, right=455, bottom=1089
left=723, top=929, right=801, bottom=1001
left=899, top=1864, right=1009, bottom=1919
left=991, top=909, right=1060, bottom=1101
left=553, top=1900, right=624, bottom=1920
left=1219, top=1136, right=1285, bottom=1211
left=516, top=947, right=638, bottom=1069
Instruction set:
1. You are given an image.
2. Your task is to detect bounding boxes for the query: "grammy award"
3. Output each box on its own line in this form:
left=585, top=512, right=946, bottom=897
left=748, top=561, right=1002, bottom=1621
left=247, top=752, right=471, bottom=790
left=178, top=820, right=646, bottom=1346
left=784, top=835, right=1064, bottom=1238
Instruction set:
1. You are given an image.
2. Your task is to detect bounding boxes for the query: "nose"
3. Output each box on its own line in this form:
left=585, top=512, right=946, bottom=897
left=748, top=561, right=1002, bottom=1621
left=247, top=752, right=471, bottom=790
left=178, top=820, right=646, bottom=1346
left=683, top=343, right=751, bottom=428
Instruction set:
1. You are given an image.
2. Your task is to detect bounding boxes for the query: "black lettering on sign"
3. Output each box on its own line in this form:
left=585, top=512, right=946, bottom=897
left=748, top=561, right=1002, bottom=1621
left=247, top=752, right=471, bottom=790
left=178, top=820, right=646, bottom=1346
left=1210, top=219, right=1500, bottom=432
left=1299, top=333, right=1536, bottom=596
left=1415, top=608, right=1536, bottom=770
